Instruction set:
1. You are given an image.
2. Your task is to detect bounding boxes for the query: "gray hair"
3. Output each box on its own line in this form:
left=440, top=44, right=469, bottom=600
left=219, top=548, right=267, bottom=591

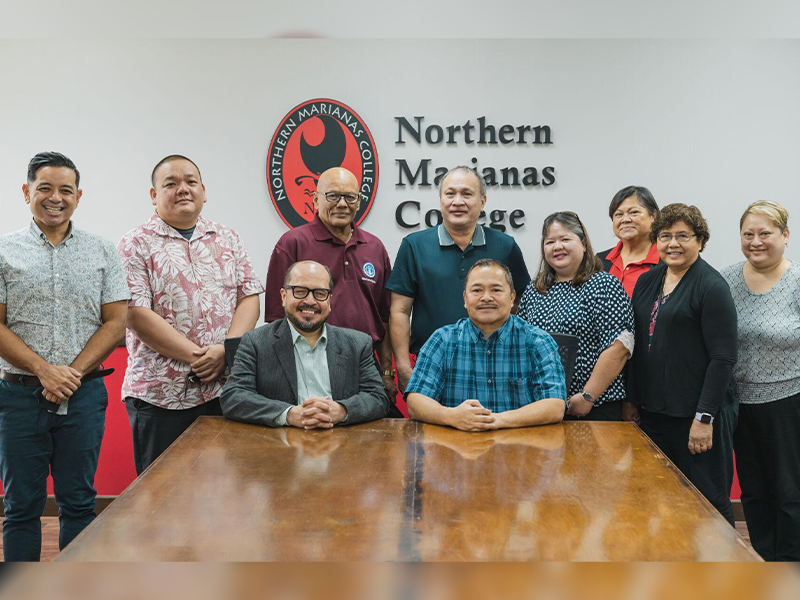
left=438, top=166, right=487, bottom=197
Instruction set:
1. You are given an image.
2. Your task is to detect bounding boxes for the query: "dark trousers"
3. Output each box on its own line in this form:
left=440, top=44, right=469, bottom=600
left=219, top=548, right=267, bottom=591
left=564, top=399, right=623, bottom=422
left=125, top=397, right=222, bottom=475
left=734, top=393, right=800, bottom=561
left=639, top=404, right=737, bottom=526
left=0, top=379, right=107, bottom=561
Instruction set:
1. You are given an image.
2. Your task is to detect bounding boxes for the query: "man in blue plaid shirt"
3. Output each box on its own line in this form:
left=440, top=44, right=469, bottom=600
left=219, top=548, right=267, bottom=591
left=405, top=259, right=567, bottom=431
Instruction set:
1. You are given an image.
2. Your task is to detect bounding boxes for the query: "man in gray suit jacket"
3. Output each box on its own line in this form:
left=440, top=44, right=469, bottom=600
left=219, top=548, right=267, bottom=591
left=220, top=260, right=390, bottom=428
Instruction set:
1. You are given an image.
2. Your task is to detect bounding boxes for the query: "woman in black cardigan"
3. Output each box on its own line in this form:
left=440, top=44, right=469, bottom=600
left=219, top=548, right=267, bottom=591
left=628, top=204, right=738, bottom=525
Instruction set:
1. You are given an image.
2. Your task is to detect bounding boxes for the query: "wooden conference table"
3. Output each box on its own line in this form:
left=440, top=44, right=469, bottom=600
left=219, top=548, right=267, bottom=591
left=56, top=418, right=759, bottom=561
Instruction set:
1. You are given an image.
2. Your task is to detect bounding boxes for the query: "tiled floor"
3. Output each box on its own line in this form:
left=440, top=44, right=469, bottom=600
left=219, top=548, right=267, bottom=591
left=1, top=518, right=755, bottom=563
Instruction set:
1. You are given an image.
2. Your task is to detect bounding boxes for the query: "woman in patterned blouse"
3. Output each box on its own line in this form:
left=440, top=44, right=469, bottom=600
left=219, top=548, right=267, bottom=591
left=518, top=212, right=634, bottom=421
left=721, top=201, right=799, bottom=560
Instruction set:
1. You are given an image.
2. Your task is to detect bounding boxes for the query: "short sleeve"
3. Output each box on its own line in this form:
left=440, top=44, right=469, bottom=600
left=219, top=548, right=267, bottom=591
left=528, top=331, right=568, bottom=404
left=117, top=232, right=154, bottom=309
left=231, top=231, right=265, bottom=300
left=404, top=328, right=447, bottom=401
left=264, top=237, right=296, bottom=323
left=385, top=237, right=418, bottom=298
left=507, top=241, right=531, bottom=294
left=589, top=273, right=634, bottom=352
left=101, top=239, right=132, bottom=304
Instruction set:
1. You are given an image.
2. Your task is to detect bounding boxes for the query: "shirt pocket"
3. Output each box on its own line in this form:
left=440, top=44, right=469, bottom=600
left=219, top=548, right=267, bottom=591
left=507, top=378, right=534, bottom=408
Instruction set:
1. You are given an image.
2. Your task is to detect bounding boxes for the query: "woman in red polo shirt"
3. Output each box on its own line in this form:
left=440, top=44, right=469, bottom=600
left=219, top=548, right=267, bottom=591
left=596, top=186, right=661, bottom=297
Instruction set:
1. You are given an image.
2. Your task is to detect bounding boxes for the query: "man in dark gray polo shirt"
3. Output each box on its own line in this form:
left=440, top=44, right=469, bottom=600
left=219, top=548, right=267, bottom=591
left=0, top=152, right=130, bottom=561
left=387, top=167, right=530, bottom=392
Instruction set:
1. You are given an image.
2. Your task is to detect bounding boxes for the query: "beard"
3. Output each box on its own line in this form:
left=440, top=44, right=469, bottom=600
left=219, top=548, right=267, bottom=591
left=287, top=308, right=327, bottom=333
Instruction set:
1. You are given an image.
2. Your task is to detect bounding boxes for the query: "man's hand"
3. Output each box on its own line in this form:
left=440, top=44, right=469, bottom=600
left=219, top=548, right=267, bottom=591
left=448, top=399, right=496, bottom=432
left=287, top=396, right=347, bottom=430
left=190, top=344, right=227, bottom=382
left=381, top=372, right=398, bottom=402
left=36, top=364, right=82, bottom=403
left=396, top=364, right=413, bottom=393
left=566, top=393, right=593, bottom=418
left=688, top=420, right=713, bottom=455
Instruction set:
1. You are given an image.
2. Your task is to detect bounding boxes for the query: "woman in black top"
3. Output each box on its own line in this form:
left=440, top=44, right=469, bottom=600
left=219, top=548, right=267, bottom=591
left=628, top=204, right=738, bottom=525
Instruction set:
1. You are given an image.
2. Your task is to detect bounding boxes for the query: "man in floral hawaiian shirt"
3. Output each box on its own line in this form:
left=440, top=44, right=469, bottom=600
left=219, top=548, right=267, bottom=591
left=118, top=155, right=264, bottom=474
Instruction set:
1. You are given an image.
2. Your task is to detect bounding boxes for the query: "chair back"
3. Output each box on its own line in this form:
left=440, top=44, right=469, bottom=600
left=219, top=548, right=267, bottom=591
left=224, top=337, right=243, bottom=371
left=546, top=332, right=579, bottom=392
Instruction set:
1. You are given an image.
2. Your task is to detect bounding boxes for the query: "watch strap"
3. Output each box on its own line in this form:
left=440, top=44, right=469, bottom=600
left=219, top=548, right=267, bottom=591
left=694, top=412, right=714, bottom=424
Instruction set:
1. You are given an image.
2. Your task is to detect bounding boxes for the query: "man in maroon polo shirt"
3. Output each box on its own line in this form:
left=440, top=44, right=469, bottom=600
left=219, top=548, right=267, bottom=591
left=264, top=167, right=399, bottom=410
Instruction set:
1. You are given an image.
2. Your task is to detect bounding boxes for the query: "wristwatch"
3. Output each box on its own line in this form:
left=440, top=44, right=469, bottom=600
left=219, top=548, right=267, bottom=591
left=695, top=412, right=714, bottom=424
left=580, top=389, right=595, bottom=404
left=380, top=369, right=396, bottom=377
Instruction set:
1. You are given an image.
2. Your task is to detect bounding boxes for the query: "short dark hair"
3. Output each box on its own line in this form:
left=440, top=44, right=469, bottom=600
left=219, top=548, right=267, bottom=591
left=608, top=186, right=659, bottom=219
left=650, top=203, right=711, bottom=251
left=27, top=152, right=80, bottom=188
left=534, top=211, right=603, bottom=294
left=151, top=155, right=203, bottom=187
left=465, top=258, right=514, bottom=291
left=284, top=261, right=334, bottom=290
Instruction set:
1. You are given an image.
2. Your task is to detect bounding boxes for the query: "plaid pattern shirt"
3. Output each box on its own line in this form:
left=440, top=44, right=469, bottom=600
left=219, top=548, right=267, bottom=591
left=405, top=315, right=567, bottom=412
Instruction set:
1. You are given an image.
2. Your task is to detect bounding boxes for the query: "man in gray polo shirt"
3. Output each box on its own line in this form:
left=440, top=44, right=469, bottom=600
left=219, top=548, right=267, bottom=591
left=0, top=152, right=130, bottom=561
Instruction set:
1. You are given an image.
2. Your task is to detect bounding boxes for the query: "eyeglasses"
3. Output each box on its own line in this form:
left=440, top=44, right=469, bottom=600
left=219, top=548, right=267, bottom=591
left=320, top=191, right=362, bottom=205
left=283, top=285, right=332, bottom=301
left=657, top=232, right=697, bottom=243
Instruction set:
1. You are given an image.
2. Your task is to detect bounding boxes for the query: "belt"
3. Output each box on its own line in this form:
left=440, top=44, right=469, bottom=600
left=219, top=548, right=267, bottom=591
left=0, top=368, right=115, bottom=387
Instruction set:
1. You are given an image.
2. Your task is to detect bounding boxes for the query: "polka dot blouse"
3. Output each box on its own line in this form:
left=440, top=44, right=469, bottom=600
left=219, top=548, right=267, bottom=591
left=517, top=271, right=634, bottom=404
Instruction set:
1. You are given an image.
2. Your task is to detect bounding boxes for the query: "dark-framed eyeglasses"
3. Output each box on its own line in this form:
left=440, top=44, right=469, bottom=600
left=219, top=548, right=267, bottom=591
left=320, top=191, right=362, bottom=205
left=283, top=285, right=332, bottom=301
left=657, top=232, right=696, bottom=243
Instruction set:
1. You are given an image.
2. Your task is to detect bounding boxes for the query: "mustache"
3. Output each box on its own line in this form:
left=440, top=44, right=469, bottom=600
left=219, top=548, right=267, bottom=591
left=297, top=305, right=321, bottom=313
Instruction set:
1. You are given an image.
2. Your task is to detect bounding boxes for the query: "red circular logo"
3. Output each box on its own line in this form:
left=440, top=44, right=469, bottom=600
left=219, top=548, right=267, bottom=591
left=267, top=98, right=379, bottom=229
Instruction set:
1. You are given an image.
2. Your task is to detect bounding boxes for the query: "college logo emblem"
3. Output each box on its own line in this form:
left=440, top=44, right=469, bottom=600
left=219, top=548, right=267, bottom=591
left=267, top=98, right=379, bottom=229
left=362, top=262, right=376, bottom=278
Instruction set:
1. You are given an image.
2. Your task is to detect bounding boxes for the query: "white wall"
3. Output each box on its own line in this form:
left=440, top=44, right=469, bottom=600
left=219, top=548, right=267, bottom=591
left=1, top=39, right=798, bottom=281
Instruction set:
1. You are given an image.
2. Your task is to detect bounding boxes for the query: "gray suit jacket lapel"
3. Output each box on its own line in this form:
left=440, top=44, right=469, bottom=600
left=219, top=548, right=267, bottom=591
left=326, top=329, right=349, bottom=400
left=272, top=320, right=298, bottom=400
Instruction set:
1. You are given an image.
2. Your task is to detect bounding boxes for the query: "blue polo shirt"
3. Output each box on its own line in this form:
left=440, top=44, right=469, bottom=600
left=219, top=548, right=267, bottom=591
left=386, top=225, right=530, bottom=353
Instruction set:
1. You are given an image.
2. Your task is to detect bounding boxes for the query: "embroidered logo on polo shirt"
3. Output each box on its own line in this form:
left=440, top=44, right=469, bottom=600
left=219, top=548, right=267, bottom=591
left=363, top=262, right=376, bottom=278
left=266, top=98, right=379, bottom=229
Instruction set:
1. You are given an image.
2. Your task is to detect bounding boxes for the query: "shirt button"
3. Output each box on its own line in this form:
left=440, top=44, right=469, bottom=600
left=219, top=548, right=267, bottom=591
left=345, top=261, right=349, bottom=266
left=487, top=350, right=491, bottom=355
left=488, top=379, right=492, bottom=384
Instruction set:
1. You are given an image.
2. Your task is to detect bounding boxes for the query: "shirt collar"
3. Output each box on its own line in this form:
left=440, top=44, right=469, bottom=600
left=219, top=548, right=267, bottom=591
left=309, top=213, right=361, bottom=245
left=148, top=213, right=216, bottom=240
left=287, top=320, right=328, bottom=348
left=438, top=224, right=486, bottom=247
left=607, top=240, right=660, bottom=266
left=605, top=240, right=624, bottom=261
left=466, top=313, right=513, bottom=343
left=29, top=218, right=75, bottom=246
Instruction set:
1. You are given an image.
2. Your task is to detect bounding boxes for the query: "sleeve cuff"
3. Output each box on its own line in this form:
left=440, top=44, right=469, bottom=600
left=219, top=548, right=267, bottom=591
left=277, top=406, right=291, bottom=426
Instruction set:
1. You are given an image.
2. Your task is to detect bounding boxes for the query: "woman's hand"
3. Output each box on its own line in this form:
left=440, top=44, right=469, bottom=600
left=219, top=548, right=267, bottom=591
left=566, top=393, right=594, bottom=417
left=688, top=420, right=713, bottom=454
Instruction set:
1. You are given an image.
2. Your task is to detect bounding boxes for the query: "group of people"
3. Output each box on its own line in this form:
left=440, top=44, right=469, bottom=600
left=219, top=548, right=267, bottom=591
left=0, top=152, right=796, bottom=563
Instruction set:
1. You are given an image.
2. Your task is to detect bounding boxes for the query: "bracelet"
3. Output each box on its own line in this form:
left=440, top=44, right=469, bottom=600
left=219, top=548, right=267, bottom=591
left=380, top=369, right=396, bottom=377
